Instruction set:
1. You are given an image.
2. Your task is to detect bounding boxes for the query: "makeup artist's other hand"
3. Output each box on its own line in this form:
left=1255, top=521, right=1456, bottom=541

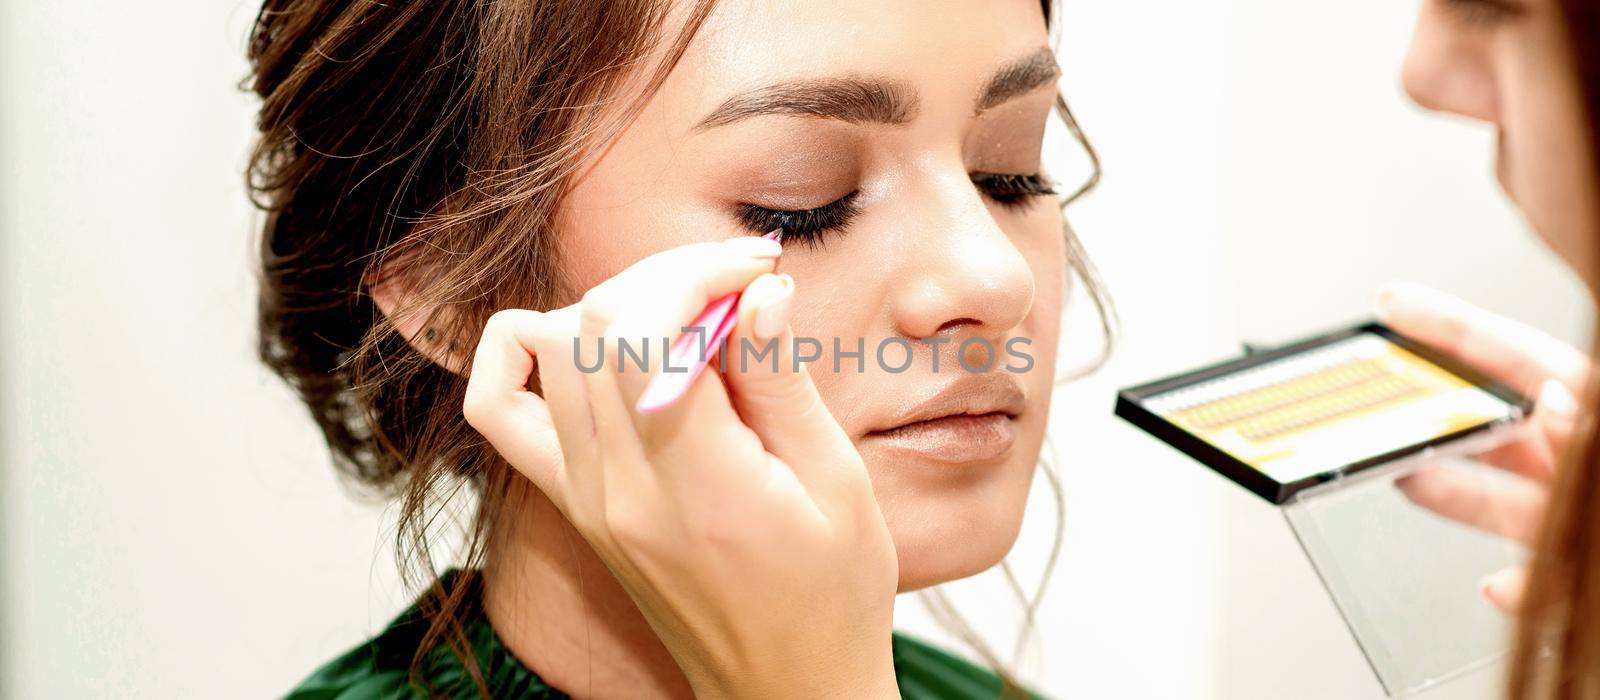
left=1376, top=281, right=1587, bottom=614
left=463, top=236, right=900, bottom=700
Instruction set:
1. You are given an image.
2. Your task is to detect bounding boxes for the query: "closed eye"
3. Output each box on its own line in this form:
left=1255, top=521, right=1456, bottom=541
left=735, top=172, right=1055, bottom=248
left=736, top=191, right=862, bottom=249
left=972, top=172, right=1057, bottom=210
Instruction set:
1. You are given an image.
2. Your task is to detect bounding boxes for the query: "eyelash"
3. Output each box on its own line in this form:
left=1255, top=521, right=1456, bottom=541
left=1442, top=0, right=1516, bottom=26
left=972, top=172, right=1059, bottom=209
left=736, top=191, right=863, bottom=249
left=736, top=172, right=1058, bottom=247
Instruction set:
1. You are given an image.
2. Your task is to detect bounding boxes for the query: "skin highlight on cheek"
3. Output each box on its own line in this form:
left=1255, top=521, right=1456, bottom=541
left=1504, top=18, right=1600, bottom=284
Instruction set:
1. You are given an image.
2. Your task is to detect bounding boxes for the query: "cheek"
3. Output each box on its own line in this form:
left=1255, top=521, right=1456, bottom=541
left=1499, top=28, right=1600, bottom=277
left=552, top=183, right=735, bottom=304
left=1007, top=210, right=1066, bottom=456
left=780, top=255, right=884, bottom=427
left=1020, top=209, right=1068, bottom=348
left=551, top=214, right=634, bottom=303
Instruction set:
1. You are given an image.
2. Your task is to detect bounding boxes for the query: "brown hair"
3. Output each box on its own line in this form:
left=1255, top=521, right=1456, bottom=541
left=244, top=0, right=1104, bottom=696
left=1508, top=3, right=1600, bottom=698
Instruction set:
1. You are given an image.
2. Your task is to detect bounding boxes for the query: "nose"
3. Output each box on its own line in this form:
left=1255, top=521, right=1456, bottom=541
left=886, top=170, right=1035, bottom=344
left=1400, top=6, right=1498, bottom=123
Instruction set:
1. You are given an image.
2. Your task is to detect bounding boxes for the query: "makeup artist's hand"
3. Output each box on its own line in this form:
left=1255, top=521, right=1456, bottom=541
left=1376, top=281, right=1588, bottom=613
left=462, top=236, right=901, bottom=700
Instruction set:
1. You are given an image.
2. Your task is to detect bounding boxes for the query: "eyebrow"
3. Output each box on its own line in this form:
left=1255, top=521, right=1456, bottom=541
left=692, top=46, right=1060, bottom=131
left=974, top=47, right=1061, bottom=114
left=693, top=77, right=916, bottom=130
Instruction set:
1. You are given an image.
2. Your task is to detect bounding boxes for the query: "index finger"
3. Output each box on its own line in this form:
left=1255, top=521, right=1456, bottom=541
left=1375, top=281, right=1590, bottom=396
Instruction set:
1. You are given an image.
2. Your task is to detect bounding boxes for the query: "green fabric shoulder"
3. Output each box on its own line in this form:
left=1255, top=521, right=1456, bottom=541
left=284, top=570, right=1045, bottom=700
left=891, top=633, right=1048, bottom=700
left=284, top=571, right=558, bottom=700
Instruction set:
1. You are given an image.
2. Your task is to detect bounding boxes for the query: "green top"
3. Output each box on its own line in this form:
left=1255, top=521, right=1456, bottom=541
left=285, top=570, right=1043, bottom=700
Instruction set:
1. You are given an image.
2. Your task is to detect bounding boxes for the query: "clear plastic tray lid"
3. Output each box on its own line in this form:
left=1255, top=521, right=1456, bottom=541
left=1283, top=453, right=1525, bottom=696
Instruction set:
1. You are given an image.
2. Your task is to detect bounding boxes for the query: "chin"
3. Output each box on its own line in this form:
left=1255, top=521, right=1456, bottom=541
left=1502, top=163, right=1599, bottom=285
left=868, top=450, right=1039, bottom=593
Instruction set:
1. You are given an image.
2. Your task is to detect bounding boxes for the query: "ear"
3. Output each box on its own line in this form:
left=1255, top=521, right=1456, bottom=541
left=368, top=267, right=470, bottom=375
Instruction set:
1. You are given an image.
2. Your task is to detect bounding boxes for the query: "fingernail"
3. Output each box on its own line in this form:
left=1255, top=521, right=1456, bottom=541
left=1538, top=378, right=1579, bottom=420
left=1480, top=568, right=1519, bottom=609
left=1478, top=575, right=1495, bottom=604
left=1372, top=282, right=1417, bottom=322
left=749, top=273, right=794, bottom=340
left=724, top=235, right=783, bottom=259
left=1373, top=287, right=1395, bottom=322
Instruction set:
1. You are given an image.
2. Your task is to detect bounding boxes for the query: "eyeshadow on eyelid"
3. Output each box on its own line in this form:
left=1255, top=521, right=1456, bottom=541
left=741, top=165, right=852, bottom=191
left=709, top=145, right=860, bottom=208
left=697, top=116, right=861, bottom=172
left=735, top=183, right=857, bottom=212
left=966, top=113, right=1050, bottom=172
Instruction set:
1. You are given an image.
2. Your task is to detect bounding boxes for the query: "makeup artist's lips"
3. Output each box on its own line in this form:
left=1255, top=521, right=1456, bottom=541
left=1495, top=128, right=1514, bottom=199
left=863, top=374, right=1025, bottom=463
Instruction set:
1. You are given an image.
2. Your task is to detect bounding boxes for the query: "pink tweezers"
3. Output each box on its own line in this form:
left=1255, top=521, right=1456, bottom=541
left=635, top=228, right=783, bottom=414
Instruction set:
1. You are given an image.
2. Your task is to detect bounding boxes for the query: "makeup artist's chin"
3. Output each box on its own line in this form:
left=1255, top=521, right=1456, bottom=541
left=1495, top=131, right=1514, bottom=200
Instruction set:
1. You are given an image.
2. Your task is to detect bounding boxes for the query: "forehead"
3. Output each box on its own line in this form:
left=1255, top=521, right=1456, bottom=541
left=654, top=0, right=1052, bottom=128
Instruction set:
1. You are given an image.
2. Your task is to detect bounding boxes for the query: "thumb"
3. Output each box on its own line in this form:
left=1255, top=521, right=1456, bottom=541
left=722, top=273, right=863, bottom=495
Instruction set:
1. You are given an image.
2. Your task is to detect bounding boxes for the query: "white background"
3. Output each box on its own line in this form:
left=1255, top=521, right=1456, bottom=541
left=1, top=0, right=1591, bottom=698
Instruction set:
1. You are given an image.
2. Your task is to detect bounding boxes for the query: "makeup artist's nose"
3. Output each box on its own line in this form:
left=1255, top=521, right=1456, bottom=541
left=888, top=183, right=1034, bottom=342
left=1400, top=7, right=1498, bottom=124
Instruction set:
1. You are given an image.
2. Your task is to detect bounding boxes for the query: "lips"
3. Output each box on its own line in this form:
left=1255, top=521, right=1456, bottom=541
left=863, top=373, right=1026, bottom=463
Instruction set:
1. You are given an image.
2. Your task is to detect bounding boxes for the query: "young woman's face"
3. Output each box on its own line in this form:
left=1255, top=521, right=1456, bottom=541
left=1403, top=0, right=1600, bottom=286
left=556, top=0, right=1066, bottom=591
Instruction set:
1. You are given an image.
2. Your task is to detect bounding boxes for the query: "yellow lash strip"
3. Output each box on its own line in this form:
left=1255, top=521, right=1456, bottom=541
left=1174, top=358, right=1393, bottom=430
left=1231, top=373, right=1426, bottom=441
left=1170, top=357, right=1431, bottom=441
